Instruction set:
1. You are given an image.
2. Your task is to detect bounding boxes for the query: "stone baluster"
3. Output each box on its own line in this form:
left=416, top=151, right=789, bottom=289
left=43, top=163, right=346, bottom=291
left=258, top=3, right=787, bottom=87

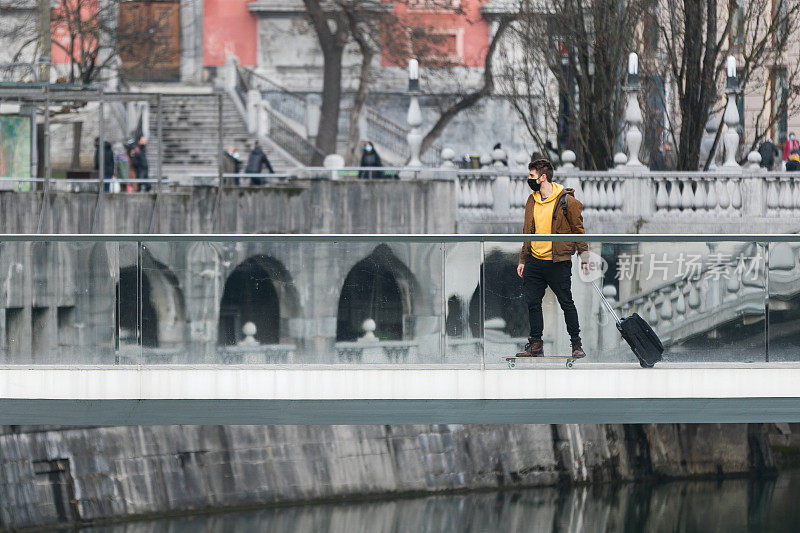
left=667, top=177, right=681, bottom=212
left=766, top=177, right=780, bottom=216
left=725, top=269, right=740, bottom=301
left=647, top=297, right=659, bottom=324
left=730, top=178, right=742, bottom=210
left=679, top=176, right=694, bottom=210
left=694, top=177, right=707, bottom=211
left=612, top=178, right=623, bottom=210
left=717, top=177, right=731, bottom=211
left=655, top=177, right=669, bottom=214
left=675, top=287, right=687, bottom=321
left=687, top=284, right=701, bottom=311
left=659, top=290, right=673, bottom=324
left=780, top=177, right=793, bottom=214
left=484, top=179, right=495, bottom=209
left=598, top=180, right=610, bottom=211
left=705, top=177, right=718, bottom=210
left=793, top=179, right=800, bottom=213
left=469, top=179, right=480, bottom=208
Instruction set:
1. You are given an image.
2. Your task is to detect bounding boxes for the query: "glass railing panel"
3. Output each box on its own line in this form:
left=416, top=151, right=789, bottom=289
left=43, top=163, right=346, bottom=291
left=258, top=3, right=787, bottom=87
left=444, top=241, right=482, bottom=365
left=116, top=241, right=140, bottom=365
left=609, top=240, right=766, bottom=363
left=483, top=239, right=767, bottom=364
left=136, top=239, right=446, bottom=365
left=11, top=241, right=120, bottom=365
left=327, top=240, right=444, bottom=364
left=767, top=242, right=800, bottom=362
left=0, top=236, right=783, bottom=366
left=481, top=241, right=531, bottom=363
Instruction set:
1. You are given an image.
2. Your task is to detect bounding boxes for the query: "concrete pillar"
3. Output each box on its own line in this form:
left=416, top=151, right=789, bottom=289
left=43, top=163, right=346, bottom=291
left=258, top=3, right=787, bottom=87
left=246, top=89, right=261, bottom=134
left=180, top=0, right=204, bottom=84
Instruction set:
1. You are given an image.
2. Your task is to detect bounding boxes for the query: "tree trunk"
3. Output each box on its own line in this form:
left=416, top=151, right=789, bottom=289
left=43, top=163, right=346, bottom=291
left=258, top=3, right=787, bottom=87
left=315, top=46, right=344, bottom=163
left=346, top=30, right=374, bottom=165
left=71, top=122, right=82, bottom=169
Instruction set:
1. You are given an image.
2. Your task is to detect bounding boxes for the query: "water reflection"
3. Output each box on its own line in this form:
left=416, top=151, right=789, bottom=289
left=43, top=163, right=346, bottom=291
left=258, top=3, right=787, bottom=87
left=73, top=472, right=800, bottom=533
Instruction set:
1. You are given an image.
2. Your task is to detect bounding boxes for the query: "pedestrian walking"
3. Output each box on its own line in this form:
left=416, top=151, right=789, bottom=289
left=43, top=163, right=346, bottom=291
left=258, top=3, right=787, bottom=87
left=244, top=141, right=275, bottom=185
left=94, top=137, right=114, bottom=192
left=130, top=136, right=150, bottom=191
left=758, top=138, right=780, bottom=170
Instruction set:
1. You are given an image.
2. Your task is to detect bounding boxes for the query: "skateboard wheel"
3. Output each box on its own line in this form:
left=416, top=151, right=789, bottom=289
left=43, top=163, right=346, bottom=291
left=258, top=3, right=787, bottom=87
left=566, top=361, right=574, bottom=369
left=508, top=361, right=516, bottom=369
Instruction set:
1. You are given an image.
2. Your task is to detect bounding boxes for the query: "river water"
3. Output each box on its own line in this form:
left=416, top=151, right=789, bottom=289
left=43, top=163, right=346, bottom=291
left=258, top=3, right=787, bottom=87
left=69, top=471, right=800, bottom=532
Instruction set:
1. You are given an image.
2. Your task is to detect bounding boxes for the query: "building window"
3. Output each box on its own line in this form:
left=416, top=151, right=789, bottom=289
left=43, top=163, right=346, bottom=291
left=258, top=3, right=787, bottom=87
left=773, top=0, right=790, bottom=44
left=410, top=28, right=463, bottom=66
left=771, top=68, right=788, bottom=144
left=407, top=0, right=461, bottom=11
left=731, top=1, right=745, bottom=45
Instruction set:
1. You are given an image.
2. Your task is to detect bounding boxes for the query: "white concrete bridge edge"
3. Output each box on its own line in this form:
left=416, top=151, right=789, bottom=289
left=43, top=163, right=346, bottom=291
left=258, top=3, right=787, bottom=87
left=2, top=365, right=800, bottom=400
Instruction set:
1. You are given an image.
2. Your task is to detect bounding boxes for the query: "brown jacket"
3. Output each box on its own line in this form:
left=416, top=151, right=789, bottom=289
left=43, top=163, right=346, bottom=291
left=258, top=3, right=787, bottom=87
left=519, top=187, right=589, bottom=264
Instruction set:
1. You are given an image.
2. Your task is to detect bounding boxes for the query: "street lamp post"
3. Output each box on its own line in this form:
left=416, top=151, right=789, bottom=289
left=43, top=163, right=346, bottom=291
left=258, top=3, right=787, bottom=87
left=624, top=53, right=644, bottom=168
left=722, top=56, right=742, bottom=169
left=406, top=58, right=423, bottom=168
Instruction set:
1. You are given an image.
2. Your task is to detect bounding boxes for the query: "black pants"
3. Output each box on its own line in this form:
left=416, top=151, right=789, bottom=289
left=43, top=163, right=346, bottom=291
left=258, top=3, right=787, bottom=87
left=522, top=257, right=580, bottom=341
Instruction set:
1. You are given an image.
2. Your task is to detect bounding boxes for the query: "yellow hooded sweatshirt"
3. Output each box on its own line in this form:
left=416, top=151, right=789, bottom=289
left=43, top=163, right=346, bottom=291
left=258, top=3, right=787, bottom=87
left=530, top=182, right=564, bottom=260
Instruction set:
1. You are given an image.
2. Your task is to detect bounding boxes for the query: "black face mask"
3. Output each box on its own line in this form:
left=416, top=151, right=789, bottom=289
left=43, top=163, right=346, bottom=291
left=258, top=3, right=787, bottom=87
left=528, top=179, right=541, bottom=191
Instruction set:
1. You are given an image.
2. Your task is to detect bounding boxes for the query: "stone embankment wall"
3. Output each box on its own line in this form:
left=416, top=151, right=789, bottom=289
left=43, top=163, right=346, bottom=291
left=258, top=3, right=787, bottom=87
left=0, top=423, right=775, bottom=530
left=0, top=179, right=456, bottom=234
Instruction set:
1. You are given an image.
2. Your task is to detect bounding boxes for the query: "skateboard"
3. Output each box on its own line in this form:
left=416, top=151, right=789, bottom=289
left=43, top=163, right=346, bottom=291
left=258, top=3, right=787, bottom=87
left=503, top=355, right=579, bottom=369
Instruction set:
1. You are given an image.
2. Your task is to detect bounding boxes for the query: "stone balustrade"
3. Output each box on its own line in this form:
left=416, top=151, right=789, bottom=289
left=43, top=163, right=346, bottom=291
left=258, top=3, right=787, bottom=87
left=453, top=168, right=800, bottom=227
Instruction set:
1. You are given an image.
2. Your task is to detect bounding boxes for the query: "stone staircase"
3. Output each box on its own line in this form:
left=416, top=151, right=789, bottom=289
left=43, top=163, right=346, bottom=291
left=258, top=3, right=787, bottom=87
left=148, top=93, right=299, bottom=183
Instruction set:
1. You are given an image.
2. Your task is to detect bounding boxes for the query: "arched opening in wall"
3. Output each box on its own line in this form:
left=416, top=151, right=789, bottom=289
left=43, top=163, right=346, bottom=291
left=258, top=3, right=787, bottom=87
left=446, top=295, right=466, bottom=337
left=116, top=255, right=186, bottom=349
left=218, top=257, right=281, bottom=346
left=336, top=245, right=408, bottom=342
left=468, top=251, right=528, bottom=338
left=117, top=266, right=158, bottom=347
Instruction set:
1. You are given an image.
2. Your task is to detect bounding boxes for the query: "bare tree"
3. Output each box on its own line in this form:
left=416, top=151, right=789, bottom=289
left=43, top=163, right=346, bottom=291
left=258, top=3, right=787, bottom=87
left=1, top=0, right=177, bottom=85
left=649, top=0, right=800, bottom=169
left=496, top=0, right=648, bottom=170
left=302, top=0, right=350, bottom=164
left=302, top=0, right=515, bottom=164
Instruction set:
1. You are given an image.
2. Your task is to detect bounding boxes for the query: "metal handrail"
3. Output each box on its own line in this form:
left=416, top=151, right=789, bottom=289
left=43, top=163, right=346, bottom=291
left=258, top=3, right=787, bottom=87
left=0, top=234, right=797, bottom=243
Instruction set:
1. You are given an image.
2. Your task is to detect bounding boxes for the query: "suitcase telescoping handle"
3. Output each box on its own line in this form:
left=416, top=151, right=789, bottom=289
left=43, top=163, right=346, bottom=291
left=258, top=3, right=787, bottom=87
left=590, top=280, right=621, bottom=325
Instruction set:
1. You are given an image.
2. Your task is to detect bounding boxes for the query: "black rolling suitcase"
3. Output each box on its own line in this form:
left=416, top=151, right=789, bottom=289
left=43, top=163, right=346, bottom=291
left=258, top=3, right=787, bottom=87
left=591, top=281, right=663, bottom=368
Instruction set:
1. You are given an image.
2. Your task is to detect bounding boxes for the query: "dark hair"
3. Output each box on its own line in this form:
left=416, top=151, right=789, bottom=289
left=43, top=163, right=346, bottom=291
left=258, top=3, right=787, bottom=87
left=528, top=158, right=554, bottom=181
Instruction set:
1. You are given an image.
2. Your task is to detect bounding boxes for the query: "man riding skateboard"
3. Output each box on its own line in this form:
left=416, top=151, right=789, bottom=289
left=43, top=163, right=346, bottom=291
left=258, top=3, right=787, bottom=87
left=516, top=158, right=589, bottom=359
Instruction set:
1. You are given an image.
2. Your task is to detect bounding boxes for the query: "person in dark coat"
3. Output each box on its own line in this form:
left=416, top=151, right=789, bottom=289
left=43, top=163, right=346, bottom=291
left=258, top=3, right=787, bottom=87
left=244, top=141, right=275, bottom=185
left=94, top=137, right=114, bottom=192
left=758, top=138, right=779, bottom=170
left=130, top=136, right=150, bottom=192
left=358, top=141, right=384, bottom=179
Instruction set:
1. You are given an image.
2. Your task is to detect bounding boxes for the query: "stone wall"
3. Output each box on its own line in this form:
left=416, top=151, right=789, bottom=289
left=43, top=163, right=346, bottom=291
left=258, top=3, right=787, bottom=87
left=0, top=178, right=456, bottom=234
left=0, top=423, right=775, bottom=530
